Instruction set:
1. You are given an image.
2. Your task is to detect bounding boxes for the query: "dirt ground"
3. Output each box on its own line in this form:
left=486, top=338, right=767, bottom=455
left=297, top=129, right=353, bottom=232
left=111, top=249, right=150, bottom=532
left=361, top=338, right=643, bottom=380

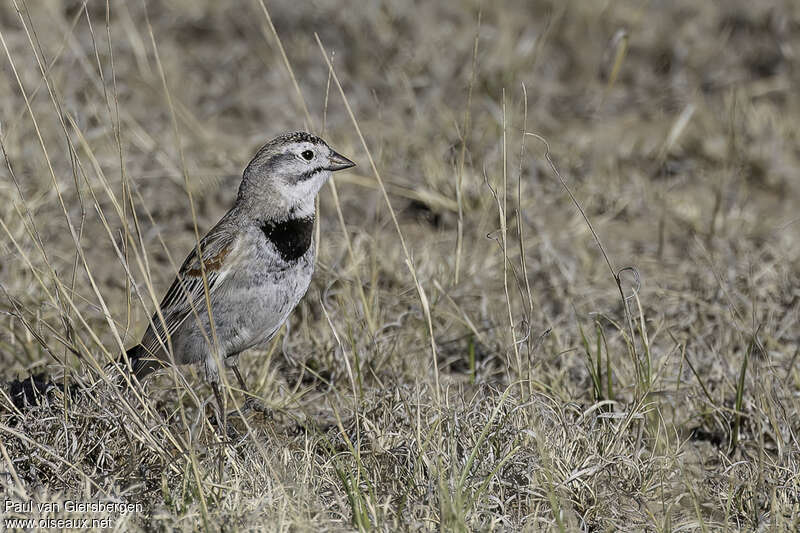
left=1, top=1, right=799, bottom=530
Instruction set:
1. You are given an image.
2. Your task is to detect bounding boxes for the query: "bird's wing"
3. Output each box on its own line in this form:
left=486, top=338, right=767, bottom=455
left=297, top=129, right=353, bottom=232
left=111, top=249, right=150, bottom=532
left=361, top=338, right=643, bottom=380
left=138, top=223, right=240, bottom=359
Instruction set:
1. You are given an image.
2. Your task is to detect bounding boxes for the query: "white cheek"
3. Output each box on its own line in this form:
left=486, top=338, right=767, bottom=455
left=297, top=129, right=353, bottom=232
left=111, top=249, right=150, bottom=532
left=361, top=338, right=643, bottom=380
left=286, top=170, right=331, bottom=205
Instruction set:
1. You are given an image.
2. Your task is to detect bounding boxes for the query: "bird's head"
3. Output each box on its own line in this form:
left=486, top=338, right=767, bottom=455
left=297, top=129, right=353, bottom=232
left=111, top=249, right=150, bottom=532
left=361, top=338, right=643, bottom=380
left=238, top=131, right=355, bottom=218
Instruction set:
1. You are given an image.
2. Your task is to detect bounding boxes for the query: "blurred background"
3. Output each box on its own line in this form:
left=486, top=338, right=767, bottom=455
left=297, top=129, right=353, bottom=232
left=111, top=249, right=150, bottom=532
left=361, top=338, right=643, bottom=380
left=1, top=0, right=799, bottom=529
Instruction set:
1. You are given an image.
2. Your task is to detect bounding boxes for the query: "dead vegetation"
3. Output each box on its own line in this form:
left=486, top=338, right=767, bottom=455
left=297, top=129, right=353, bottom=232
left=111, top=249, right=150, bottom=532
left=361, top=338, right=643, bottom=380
left=1, top=0, right=799, bottom=531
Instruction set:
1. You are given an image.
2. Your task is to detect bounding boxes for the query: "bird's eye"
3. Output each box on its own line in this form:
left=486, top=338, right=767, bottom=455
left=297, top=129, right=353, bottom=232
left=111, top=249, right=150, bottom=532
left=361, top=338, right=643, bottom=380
left=301, top=150, right=314, bottom=161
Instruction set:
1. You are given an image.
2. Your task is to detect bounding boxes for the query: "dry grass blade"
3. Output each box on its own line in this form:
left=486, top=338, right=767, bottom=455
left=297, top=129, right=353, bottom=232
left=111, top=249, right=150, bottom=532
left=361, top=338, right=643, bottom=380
left=314, top=33, right=441, bottom=404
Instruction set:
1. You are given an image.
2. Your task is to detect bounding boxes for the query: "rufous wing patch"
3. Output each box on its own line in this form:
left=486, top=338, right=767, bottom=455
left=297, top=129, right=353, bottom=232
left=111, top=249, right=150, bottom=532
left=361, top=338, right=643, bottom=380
left=186, top=243, right=232, bottom=276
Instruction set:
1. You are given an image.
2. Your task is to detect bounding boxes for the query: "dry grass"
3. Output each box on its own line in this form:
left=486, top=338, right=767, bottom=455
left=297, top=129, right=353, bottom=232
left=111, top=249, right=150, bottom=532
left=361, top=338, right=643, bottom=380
left=1, top=0, right=799, bottom=531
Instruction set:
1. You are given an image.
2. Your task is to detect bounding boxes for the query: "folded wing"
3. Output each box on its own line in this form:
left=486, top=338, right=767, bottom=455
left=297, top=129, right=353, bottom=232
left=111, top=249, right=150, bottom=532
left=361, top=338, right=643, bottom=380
left=138, top=225, right=239, bottom=361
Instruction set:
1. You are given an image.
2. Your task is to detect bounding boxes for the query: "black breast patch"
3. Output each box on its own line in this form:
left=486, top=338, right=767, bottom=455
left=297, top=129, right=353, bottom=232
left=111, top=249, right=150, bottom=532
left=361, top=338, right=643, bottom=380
left=260, top=216, right=314, bottom=262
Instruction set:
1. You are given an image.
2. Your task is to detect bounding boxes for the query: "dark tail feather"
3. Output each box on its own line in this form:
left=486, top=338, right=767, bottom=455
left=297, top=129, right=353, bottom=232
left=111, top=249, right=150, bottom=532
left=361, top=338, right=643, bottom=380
left=117, top=344, right=160, bottom=386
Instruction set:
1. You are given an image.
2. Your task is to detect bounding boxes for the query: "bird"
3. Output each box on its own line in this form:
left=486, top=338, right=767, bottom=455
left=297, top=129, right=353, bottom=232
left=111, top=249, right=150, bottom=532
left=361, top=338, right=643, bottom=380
left=120, top=131, right=355, bottom=421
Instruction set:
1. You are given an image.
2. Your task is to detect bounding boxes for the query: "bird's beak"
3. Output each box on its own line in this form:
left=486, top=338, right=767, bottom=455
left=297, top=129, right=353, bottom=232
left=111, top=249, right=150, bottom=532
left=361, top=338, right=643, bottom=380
left=327, top=150, right=356, bottom=171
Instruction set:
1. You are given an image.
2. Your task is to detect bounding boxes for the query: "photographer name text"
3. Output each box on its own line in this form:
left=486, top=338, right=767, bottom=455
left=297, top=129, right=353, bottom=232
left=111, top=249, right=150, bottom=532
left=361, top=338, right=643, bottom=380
left=3, top=499, right=142, bottom=514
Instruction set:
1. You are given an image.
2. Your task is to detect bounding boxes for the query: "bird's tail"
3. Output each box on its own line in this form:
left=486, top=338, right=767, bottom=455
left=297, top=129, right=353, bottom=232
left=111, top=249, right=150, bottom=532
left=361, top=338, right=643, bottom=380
left=115, top=344, right=160, bottom=386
